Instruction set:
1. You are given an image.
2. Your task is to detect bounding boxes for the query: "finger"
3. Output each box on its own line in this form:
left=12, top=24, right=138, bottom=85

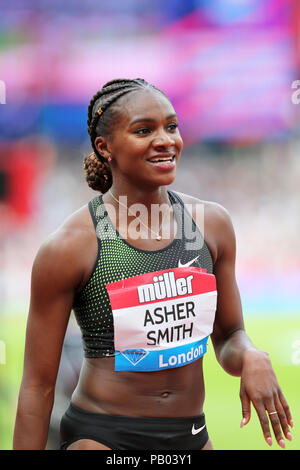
left=274, top=395, right=293, bottom=442
left=252, top=400, right=273, bottom=447
left=240, top=387, right=251, bottom=428
left=267, top=408, right=286, bottom=449
left=278, top=389, right=293, bottom=428
left=263, top=395, right=286, bottom=448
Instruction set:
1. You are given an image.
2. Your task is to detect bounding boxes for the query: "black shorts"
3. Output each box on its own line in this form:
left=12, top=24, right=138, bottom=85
left=60, top=403, right=209, bottom=450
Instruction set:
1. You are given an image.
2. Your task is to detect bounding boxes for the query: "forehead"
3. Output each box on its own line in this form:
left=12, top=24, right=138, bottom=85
left=117, top=89, right=175, bottom=124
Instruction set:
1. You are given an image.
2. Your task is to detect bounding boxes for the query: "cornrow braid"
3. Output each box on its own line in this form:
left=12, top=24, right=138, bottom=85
left=85, top=78, right=167, bottom=193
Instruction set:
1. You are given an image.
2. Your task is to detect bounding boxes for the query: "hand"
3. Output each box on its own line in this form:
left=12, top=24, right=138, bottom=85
left=239, top=349, right=293, bottom=448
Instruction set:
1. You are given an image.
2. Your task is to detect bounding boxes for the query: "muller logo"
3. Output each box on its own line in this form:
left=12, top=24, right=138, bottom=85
left=137, top=271, right=194, bottom=304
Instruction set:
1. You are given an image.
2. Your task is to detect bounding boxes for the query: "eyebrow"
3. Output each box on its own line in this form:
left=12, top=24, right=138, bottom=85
left=129, top=114, right=178, bottom=127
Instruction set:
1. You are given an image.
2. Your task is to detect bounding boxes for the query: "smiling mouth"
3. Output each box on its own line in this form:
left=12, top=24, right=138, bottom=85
left=146, top=155, right=176, bottom=164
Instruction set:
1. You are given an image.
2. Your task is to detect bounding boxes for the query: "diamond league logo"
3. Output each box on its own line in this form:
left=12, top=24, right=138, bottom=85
left=120, top=349, right=149, bottom=366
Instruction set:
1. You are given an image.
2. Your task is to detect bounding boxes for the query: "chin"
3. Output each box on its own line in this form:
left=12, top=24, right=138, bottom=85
left=151, top=172, right=177, bottom=188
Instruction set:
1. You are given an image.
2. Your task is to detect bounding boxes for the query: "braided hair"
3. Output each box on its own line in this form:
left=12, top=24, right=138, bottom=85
left=83, top=78, right=167, bottom=193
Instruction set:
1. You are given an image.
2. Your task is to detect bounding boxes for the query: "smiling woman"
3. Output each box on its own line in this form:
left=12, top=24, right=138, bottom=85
left=84, top=78, right=182, bottom=198
left=13, top=78, right=293, bottom=451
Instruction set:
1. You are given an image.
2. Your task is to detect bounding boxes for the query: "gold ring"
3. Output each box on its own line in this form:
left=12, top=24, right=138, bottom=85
left=268, top=411, right=278, bottom=415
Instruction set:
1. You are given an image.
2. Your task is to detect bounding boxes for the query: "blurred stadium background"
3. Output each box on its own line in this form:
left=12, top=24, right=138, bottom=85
left=0, top=0, right=299, bottom=450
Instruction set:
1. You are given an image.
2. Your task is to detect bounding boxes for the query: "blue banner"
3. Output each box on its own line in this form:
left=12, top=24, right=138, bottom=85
left=115, top=336, right=208, bottom=372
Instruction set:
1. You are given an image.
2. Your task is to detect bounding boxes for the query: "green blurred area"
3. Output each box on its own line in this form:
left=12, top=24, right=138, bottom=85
left=0, top=314, right=299, bottom=450
left=204, top=315, right=300, bottom=450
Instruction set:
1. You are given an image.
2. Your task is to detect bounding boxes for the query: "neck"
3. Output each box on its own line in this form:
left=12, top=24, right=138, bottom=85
left=108, top=184, right=170, bottom=209
left=103, top=184, right=176, bottom=242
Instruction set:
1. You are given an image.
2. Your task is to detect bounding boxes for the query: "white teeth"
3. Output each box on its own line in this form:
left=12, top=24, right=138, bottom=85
left=148, top=156, right=175, bottom=163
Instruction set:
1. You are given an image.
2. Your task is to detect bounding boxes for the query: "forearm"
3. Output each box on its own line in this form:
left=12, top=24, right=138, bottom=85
left=216, top=328, right=259, bottom=377
left=13, top=385, right=55, bottom=450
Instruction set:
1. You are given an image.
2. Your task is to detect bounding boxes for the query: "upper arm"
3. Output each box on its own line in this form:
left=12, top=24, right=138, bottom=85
left=175, top=191, right=244, bottom=345
left=208, top=203, right=245, bottom=355
left=21, top=229, right=85, bottom=390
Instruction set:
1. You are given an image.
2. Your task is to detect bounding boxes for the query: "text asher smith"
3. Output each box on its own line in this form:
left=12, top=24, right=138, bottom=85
left=139, top=272, right=196, bottom=346
left=144, top=301, right=195, bottom=345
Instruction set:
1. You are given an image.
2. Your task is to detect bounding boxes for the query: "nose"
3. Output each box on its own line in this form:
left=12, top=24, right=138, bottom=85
left=152, top=128, right=174, bottom=149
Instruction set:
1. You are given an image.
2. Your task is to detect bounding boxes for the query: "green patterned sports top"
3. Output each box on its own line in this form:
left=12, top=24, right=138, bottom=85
left=72, top=191, right=214, bottom=358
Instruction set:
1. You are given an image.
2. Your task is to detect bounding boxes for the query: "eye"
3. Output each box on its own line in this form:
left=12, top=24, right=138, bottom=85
left=167, top=122, right=178, bottom=132
left=134, top=127, right=151, bottom=135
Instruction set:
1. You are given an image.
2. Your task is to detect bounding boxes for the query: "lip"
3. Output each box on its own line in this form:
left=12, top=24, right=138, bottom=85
left=146, top=154, right=176, bottom=171
left=146, top=153, right=175, bottom=162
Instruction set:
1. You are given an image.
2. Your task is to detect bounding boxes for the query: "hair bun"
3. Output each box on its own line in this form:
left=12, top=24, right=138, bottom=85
left=83, top=152, right=112, bottom=193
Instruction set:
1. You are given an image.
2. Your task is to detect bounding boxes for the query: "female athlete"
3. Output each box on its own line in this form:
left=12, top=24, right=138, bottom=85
left=13, top=78, right=293, bottom=450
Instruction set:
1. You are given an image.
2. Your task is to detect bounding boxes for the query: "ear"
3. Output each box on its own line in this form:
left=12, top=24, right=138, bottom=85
left=94, top=136, right=112, bottom=162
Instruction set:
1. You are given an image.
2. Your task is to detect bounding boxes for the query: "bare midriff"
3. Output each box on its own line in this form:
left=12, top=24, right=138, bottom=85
left=71, top=356, right=205, bottom=418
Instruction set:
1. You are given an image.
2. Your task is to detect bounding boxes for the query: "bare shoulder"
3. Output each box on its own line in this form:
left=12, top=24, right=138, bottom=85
left=174, top=190, right=233, bottom=228
left=173, top=191, right=236, bottom=262
left=37, top=203, right=94, bottom=258
left=32, top=203, right=97, bottom=291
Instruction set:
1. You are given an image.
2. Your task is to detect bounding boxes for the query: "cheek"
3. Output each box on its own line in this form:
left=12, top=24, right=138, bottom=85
left=122, top=138, right=150, bottom=159
left=112, top=140, right=148, bottom=170
left=117, top=134, right=148, bottom=153
left=176, top=133, right=184, bottom=152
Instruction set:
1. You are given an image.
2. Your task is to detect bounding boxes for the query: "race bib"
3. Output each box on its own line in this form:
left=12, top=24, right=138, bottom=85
left=106, top=267, right=217, bottom=372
